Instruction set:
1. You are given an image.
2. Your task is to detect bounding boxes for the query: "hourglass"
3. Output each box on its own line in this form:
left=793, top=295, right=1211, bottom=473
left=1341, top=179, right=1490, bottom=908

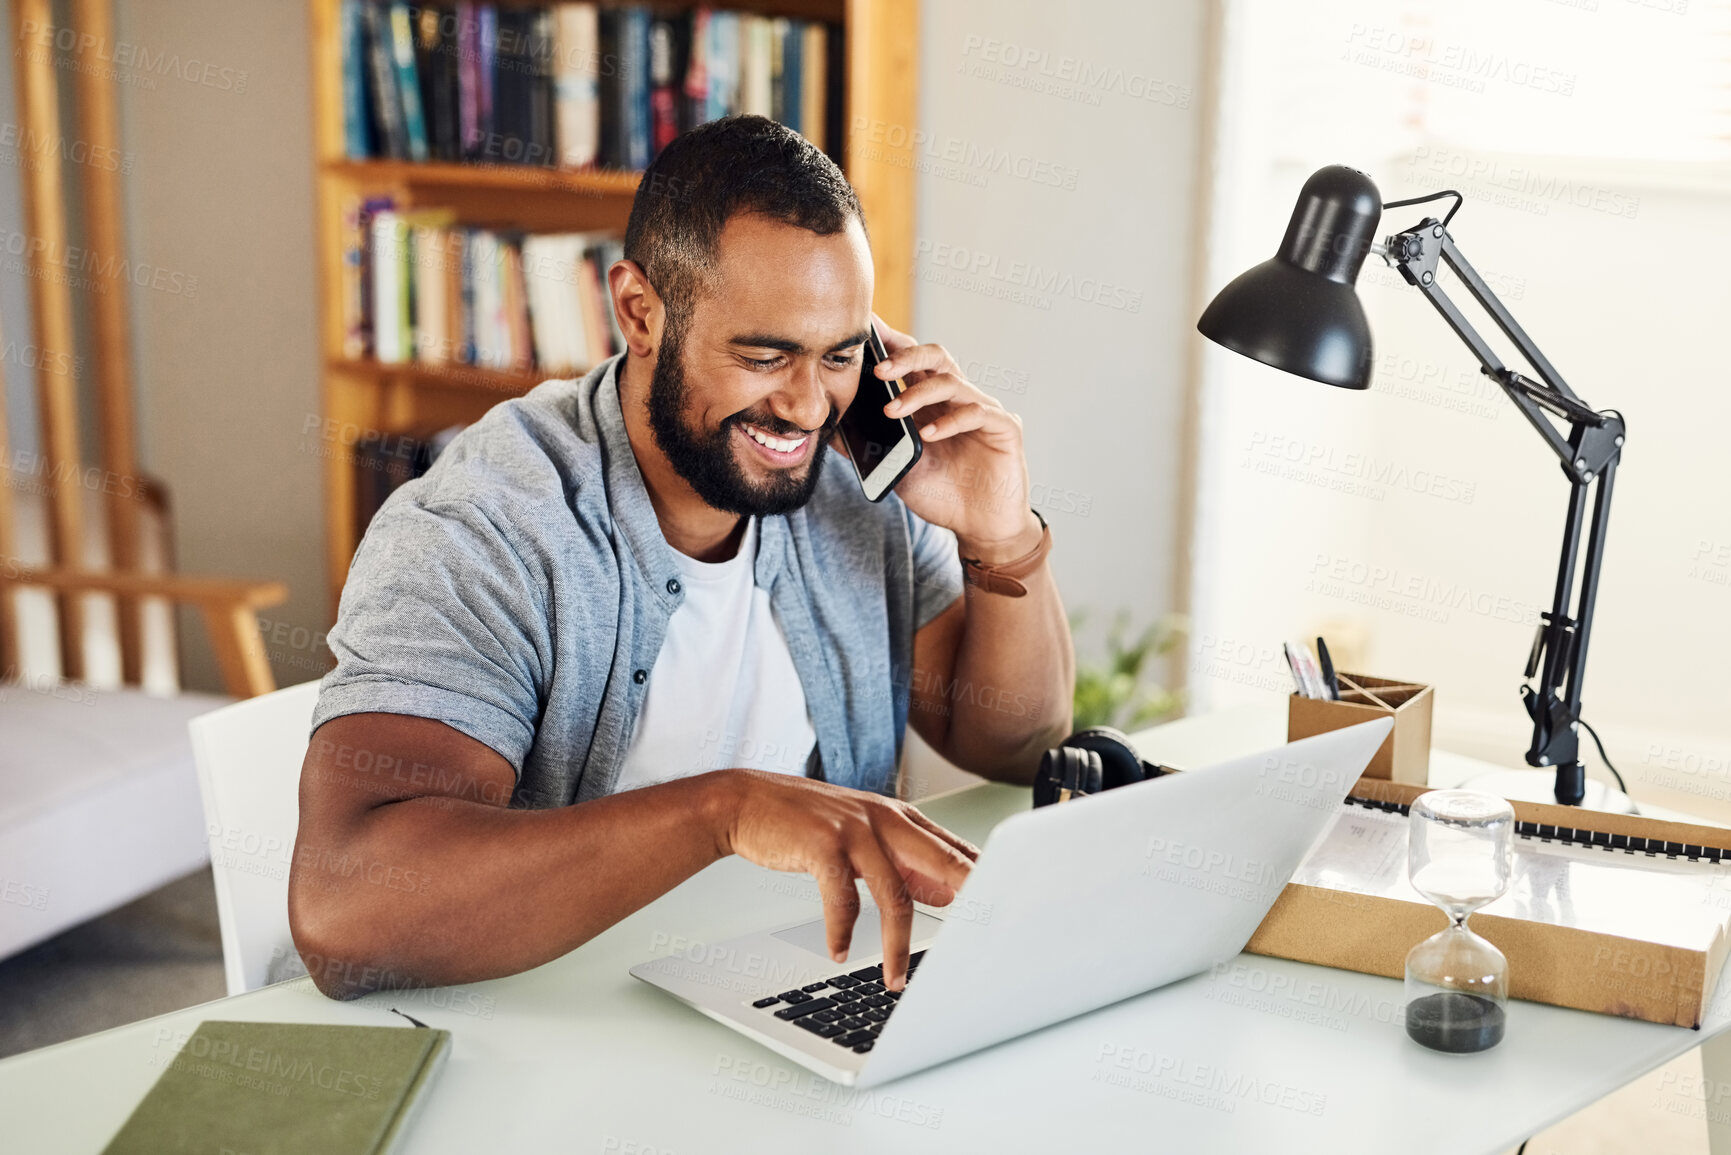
left=1404, top=790, right=1515, bottom=1053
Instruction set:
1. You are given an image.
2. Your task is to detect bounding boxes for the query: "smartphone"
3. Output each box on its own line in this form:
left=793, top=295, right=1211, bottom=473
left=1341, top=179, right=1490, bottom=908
left=836, top=326, right=922, bottom=502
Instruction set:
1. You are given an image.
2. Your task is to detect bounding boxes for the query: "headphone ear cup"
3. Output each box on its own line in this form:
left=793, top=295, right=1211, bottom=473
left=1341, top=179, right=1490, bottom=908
left=1064, top=726, right=1148, bottom=791
left=1079, top=749, right=1103, bottom=797
left=1033, top=747, right=1105, bottom=806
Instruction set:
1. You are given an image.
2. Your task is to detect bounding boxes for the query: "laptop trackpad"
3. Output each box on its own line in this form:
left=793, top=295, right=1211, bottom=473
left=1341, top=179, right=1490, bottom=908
left=772, top=909, right=946, bottom=964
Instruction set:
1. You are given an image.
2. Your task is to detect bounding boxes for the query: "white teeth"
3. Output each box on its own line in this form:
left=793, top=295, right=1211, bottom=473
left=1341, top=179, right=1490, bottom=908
left=743, top=423, right=808, bottom=454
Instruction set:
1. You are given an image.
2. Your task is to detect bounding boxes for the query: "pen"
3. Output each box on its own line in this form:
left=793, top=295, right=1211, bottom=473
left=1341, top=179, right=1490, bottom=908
left=1317, top=637, right=1341, bottom=701
left=1283, top=642, right=1309, bottom=698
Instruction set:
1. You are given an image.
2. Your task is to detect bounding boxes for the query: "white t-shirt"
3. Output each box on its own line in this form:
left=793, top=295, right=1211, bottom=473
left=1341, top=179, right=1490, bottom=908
left=612, top=515, right=818, bottom=793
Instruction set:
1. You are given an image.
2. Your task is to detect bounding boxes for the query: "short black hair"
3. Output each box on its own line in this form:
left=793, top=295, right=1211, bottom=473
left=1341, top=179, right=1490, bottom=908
left=623, top=115, right=866, bottom=329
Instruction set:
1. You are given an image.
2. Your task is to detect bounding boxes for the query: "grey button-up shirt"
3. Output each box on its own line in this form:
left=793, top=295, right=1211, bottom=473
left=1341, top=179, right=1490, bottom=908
left=312, top=353, right=964, bottom=808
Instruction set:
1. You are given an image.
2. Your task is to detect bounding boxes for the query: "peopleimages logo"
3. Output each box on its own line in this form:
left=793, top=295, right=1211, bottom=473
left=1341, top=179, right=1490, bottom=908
left=914, top=240, right=1143, bottom=313
left=850, top=117, right=1081, bottom=191
left=957, top=36, right=1192, bottom=108
left=16, top=20, right=248, bottom=93
left=1406, top=145, right=1640, bottom=220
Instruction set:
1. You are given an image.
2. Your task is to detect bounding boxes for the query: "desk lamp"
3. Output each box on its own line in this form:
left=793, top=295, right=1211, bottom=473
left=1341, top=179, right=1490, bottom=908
left=1197, top=165, right=1626, bottom=809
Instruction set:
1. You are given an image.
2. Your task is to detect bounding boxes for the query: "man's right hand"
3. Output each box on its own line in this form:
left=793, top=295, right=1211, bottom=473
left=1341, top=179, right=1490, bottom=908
left=709, top=769, right=978, bottom=991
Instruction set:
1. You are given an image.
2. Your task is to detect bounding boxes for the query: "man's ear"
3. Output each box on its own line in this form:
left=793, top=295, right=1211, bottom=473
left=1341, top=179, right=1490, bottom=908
left=608, top=258, right=661, bottom=358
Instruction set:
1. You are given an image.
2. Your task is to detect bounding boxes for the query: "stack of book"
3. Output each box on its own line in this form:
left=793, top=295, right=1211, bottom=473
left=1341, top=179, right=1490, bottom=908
left=342, top=195, right=625, bottom=374
left=341, top=1, right=841, bottom=171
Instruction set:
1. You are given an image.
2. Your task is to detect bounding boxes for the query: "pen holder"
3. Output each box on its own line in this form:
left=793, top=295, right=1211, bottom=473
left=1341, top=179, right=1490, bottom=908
left=1288, top=672, right=1434, bottom=785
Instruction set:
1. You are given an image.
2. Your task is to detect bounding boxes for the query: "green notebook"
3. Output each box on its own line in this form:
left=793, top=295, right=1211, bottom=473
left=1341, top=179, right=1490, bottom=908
left=102, top=1021, right=451, bottom=1155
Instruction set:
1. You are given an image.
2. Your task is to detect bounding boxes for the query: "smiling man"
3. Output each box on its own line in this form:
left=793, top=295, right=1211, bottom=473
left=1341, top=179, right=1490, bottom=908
left=289, top=116, right=1074, bottom=1001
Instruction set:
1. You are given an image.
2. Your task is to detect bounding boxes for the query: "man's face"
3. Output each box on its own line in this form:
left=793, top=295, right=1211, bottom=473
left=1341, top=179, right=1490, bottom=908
left=647, top=212, right=875, bottom=517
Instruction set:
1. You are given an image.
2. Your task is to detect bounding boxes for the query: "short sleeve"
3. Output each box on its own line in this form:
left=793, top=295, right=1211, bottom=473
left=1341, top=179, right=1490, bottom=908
left=310, top=497, right=549, bottom=776
left=906, top=506, right=964, bottom=632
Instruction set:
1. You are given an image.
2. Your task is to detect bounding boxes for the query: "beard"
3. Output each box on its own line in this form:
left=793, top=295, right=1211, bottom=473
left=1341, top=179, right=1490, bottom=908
left=646, top=323, right=839, bottom=517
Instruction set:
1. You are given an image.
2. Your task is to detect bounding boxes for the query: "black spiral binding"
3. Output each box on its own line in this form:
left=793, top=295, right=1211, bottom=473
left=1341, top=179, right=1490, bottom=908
left=1342, top=794, right=1726, bottom=864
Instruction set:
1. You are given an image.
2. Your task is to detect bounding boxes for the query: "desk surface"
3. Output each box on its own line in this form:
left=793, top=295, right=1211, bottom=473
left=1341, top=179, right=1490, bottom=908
left=4, top=707, right=1726, bottom=1155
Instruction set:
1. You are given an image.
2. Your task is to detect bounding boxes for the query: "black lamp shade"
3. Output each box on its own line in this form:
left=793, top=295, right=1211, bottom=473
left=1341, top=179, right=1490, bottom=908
left=1197, top=165, right=1384, bottom=389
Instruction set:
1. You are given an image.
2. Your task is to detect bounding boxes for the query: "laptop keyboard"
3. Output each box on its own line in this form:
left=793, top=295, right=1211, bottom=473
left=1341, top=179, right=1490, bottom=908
left=748, top=951, right=924, bottom=1054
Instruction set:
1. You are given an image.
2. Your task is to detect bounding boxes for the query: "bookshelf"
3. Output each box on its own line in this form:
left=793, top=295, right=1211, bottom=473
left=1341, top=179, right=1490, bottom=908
left=308, top=0, right=920, bottom=610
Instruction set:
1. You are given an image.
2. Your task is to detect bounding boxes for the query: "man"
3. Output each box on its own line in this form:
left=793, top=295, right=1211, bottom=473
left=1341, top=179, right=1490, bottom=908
left=289, top=116, right=1074, bottom=1001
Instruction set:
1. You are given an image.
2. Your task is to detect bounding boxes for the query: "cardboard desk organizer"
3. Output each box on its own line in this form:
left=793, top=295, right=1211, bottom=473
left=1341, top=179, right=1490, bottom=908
left=1245, top=675, right=1731, bottom=1029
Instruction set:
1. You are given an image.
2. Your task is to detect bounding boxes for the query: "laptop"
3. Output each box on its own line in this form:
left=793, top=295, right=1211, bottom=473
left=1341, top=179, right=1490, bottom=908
left=631, top=718, right=1392, bottom=1087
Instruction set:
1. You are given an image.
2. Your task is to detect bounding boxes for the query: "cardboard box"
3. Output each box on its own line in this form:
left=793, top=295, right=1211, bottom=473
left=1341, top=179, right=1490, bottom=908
left=1288, top=673, right=1432, bottom=786
left=1246, top=776, right=1731, bottom=1029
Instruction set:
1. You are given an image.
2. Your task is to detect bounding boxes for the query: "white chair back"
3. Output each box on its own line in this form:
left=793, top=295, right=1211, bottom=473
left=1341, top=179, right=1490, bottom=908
left=188, top=679, right=321, bottom=996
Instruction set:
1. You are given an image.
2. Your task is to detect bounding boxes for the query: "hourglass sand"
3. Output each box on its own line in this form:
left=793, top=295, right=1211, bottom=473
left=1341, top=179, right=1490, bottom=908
left=1404, top=790, right=1516, bottom=1053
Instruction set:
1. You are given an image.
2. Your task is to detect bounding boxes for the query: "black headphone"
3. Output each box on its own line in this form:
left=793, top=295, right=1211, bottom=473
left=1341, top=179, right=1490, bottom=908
left=1033, top=725, right=1169, bottom=807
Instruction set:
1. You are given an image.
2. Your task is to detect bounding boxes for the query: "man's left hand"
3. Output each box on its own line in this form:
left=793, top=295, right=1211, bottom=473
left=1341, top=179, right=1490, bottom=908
left=871, top=319, right=1042, bottom=562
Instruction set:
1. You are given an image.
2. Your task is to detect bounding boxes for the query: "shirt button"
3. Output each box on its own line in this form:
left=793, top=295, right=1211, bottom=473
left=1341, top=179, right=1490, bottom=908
left=633, top=669, right=647, bottom=685
left=666, top=578, right=681, bottom=595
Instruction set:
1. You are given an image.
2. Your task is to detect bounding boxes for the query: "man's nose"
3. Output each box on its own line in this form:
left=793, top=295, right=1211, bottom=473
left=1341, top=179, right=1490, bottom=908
left=768, top=359, right=835, bottom=433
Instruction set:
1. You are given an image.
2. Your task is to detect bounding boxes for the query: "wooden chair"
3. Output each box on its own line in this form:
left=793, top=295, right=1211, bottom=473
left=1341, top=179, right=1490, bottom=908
left=0, top=0, right=291, bottom=961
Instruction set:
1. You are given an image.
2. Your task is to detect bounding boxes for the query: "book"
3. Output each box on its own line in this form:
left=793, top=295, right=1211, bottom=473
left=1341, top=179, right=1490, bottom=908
left=412, top=220, right=455, bottom=363
left=371, top=210, right=408, bottom=362
left=454, top=225, right=476, bottom=363
left=529, top=9, right=556, bottom=165
left=501, top=237, right=534, bottom=372
left=363, top=1, right=408, bottom=159
left=822, top=21, right=843, bottom=164
left=522, top=233, right=580, bottom=370
left=739, top=14, right=772, bottom=118
left=596, top=7, right=623, bottom=168
left=476, top=4, right=498, bottom=158
left=622, top=7, right=652, bottom=169
left=388, top=1, right=429, bottom=161
left=553, top=3, right=600, bottom=167
left=457, top=1, right=481, bottom=156
left=492, top=7, right=536, bottom=165
left=649, top=13, right=680, bottom=155
left=683, top=7, right=710, bottom=131
left=768, top=17, right=788, bottom=129
left=705, top=10, right=739, bottom=124
left=416, top=3, right=459, bottom=162
left=469, top=229, right=504, bottom=367
left=99, top=1020, right=450, bottom=1155
left=340, top=0, right=373, bottom=158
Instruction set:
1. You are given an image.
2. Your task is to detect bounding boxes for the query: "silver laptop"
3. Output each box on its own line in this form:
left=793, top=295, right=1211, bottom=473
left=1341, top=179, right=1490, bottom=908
left=631, top=718, right=1392, bottom=1087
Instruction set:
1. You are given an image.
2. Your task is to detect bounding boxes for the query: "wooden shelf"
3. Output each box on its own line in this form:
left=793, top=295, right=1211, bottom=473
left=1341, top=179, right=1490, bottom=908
left=321, top=159, right=643, bottom=197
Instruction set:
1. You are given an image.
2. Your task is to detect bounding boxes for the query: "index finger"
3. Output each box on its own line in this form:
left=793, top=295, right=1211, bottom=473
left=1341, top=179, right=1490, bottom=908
left=875, top=341, right=954, bottom=382
left=849, top=833, right=915, bottom=992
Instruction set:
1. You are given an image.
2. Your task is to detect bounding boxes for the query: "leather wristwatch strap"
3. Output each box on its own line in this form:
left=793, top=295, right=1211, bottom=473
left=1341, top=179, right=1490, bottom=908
left=960, top=509, right=1052, bottom=598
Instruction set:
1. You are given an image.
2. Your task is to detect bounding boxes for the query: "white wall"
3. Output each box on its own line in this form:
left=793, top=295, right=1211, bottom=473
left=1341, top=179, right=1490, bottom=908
left=113, top=0, right=323, bottom=693
left=904, top=0, right=1209, bottom=794
left=1190, top=0, right=1731, bottom=818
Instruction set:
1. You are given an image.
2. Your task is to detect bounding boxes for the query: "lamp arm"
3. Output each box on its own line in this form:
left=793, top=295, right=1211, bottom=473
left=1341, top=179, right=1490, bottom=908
left=1385, top=217, right=1627, bottom=806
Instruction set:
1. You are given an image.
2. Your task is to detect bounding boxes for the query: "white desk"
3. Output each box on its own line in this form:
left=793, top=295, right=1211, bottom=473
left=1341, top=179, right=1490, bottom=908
left=5, top=708, right=1731, bottom=1154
